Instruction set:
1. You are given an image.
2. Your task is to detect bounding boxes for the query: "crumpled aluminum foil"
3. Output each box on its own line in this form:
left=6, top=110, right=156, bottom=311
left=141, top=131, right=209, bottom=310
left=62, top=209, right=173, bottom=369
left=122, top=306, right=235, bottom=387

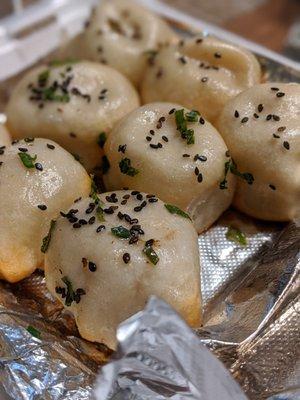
left=94, top=296, right=248, bottom=400
left=0, top=211, right=299, bottom=400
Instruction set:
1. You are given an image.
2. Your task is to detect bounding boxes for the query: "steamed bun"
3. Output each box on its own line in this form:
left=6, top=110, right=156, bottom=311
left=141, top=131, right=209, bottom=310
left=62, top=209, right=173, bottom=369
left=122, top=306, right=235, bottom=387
left=0, top=138, right=90, bottom=282
left=103, top=103, right=235, bottom=232
left=81, top=0, right=178, bottom=86
left=217, top=83, right=300, bottom=221
left=141, top=36, right=261, bottom=122
left=45, top=190, right=201, bottom=349
left=6, top=61, right=140, bottom=171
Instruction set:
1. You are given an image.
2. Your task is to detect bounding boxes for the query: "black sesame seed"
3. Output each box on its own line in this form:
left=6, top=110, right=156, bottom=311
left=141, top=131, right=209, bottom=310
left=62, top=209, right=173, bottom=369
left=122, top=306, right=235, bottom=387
left=37, top=204, right=47, bottom=210
left=283, top=141, right=290, bottom=150
left=266, top=114, right=272, bottom=121
left=179, top=56, right=187, bottom=64
left=162, top=136, right=168, bottom=142
left=234, top=110, right=239, bottom=118
left=253, top=113, right=259, bottom=119
left=199, top=117, right=205, bottom=125
left=121, top=200, right=127, bottom=205
left=214, top=52, right=222, bottom=58
left=47, top=143, right=55, bottom=149
left=269, top=184, right=276, bottom=190
left=136, top=193, right=143, bottom=200
left=55, top=287, right=63, bottom=294
left=273, top=134, right=280, bottom=138
left=79, top=219, right=87, bottom=225
left=197, top=173, right=203, bottom=183
left=196, top=38, right=203, bottom=43
left=149, top=130, right=155, bottom=135
left=271, top=87, right=279, bottom=91
left=258, top=104, right=264, bottom=113
left=273, top=115, right=280, bottom=121
left=18, top=147, right=28, bottom=152
left=148, top=198, right=158, bottom=203
left=241, top=117, right=249, bottom=123
left=96, top=225, right=105, bottom=232
left=146, top=239, right=154, bottom=246
left=201, top=77, right=208, bottom=83
left=88, top=216, right=96, bottom=224
left=169, top=108, right=175, bottom=114
left=86, top=204, right=95, bottom=214
left=123, top=253, right=130, bottom=263
left=146, top=136, right=152, bottom=142
left=198, top=155, right=207, bottom=162
left=118, top=144, right=127, bottom=154
left=134, top=206, right=142, bottom=212
left=183, top=154, right=190, bottom=158
left=278, top=126, right=286, bottom=132
left=129, top=236, right=139, bottom=244
left=88, top=261, right=97, bottom=272
left=194, top=167, right=199, bottom=176
left=276, top=92, right=285, bottom=97
left=131, top=191, right=139, bottom=195
left=73, top=223, right=81, bottom=229
left=35, top=163, right=43, bottom=171
left=104, top=207, right=115, bottom=214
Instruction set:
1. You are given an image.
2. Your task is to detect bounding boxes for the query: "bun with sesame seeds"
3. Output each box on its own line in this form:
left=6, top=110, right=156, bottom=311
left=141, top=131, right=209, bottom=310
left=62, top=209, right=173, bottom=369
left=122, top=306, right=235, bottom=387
left=103, top=102, right=235, bottom=233
left=141, top=36, right=261, bottom=122
left=44, top=190, right=202, bottom=349
left=6, top=61, right=140, bottom=172
left=81, top=0, right=178, bottom=87
left=0, top=138, right=91, bottom=283
left=217, top=82, right=300, bottom=221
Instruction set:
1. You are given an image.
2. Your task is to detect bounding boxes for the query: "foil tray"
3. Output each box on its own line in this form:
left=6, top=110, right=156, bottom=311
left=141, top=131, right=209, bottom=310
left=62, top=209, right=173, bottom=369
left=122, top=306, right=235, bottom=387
left=0, top=11, right=299, bottom=400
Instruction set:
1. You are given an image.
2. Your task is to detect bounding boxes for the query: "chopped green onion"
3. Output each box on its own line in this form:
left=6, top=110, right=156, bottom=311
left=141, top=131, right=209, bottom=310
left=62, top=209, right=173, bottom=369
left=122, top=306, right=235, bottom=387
left=226, top=226, right=247, bottom=246
left=185, top=110, right=200, bottom=122
left=96, top=205, right=105, bottom=222
left=119, top=158, right=139, bottom=177
left=97, top=132, right=107, bottom=149
left=61, top=276, right=75, bottom=307
left=41, top=220, right=56, bottom=253
left=111, top=226, right=131, bottom=239
left=26, top=325, right=41, bottom=339
left=220, top=158, right=254, bottom=189
left=164, top=204, right=191, bottom=220
left=143, top=242, right=159, bottom=265
left=18, top=152, right=37, bottom=169
left=38, top=69, right=50, bottom=84
left=102, top=155, right=110, bottom=174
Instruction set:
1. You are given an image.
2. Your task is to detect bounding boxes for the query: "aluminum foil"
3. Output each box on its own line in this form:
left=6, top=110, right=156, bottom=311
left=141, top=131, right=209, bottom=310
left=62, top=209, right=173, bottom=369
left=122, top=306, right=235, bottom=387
left=94, top=296, right=248, bottom=400
left=0, top=212, right=299, bottom=399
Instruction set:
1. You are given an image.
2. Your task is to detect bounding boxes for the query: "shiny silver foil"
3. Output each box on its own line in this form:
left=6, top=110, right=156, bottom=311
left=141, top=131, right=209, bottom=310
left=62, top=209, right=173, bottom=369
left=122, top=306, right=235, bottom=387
left=0, top=12, right=300, bottom=400
left=0, top=213, right=299, bottom=399
left=94, top=296, right=248, bottom=400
